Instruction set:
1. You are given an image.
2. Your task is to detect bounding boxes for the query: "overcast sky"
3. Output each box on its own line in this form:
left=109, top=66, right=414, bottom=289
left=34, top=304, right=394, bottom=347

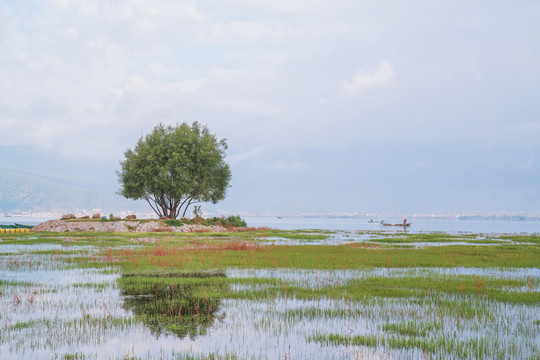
left=1, top=0, right=539, bottom=215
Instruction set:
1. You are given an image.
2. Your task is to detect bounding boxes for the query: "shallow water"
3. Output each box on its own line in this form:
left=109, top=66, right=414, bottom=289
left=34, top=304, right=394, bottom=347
left=0, top=237, right=539, bottom=359
left=0, top=243, right=94, bottom=254
left=261, top=231, right=512, bottom=247
left=1, top=263, right=538, bottom=359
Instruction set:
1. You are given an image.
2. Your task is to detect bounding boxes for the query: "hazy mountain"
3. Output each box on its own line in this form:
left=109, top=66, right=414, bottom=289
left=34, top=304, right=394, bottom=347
left=0, top=168, right=145, bottom=214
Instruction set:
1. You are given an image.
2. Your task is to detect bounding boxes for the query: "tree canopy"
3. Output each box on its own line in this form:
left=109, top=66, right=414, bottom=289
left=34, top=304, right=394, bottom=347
left=117, top=122, right=231, bottom=219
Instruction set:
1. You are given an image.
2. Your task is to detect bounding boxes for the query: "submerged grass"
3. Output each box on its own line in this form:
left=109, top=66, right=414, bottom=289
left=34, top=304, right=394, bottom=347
left=307, top=332, right=534, bottom=360
left=115, top=270, right=538, bottom=306
left=1, top=230, right=539, bottom=359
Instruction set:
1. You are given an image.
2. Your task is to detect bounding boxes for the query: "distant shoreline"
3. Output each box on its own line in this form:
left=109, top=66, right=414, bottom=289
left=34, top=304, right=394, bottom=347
left=1, top=216, right=539, bottom=233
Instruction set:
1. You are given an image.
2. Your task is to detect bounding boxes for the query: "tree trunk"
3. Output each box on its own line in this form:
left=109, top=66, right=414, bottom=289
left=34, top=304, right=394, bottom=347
left=182, top=199, right=193, bottom=218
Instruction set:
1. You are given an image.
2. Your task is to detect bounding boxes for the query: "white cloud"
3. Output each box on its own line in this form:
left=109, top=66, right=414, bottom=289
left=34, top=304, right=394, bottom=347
left=182, top=4, right=208, bottom=21
left=228, top=147, right=266, bottom=164
left=0, top=0, right=538, bottom=167
left=217, top=98, right=284, bottom=117
left=124, top=75, right=155, bottom=94
left=13, top=50, right=43, bottom=70
left=198, top=21, right=293, bottom=44
left=519, top=158, right=534, bottom=171
left=341, top=59, right=394, bottom=95
left=144, top=62, right=171, bottom=78
left=224, top=0, right=354, bottom=15
left=266, top=160, right=305, bottom=172
left=173, top=79, right=207, bottom=94
left=57, top=27, right=79, bottom=39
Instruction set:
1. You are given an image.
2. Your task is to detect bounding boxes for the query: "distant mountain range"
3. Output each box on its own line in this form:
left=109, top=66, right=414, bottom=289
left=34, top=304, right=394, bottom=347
left=0, top=169, right=146, bottom=214
left=2, top=168, right=539, bottom=219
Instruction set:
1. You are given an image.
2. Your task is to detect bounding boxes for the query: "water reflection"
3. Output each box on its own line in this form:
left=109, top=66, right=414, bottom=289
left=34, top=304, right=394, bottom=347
left=119, top=273, right=224, bottom=340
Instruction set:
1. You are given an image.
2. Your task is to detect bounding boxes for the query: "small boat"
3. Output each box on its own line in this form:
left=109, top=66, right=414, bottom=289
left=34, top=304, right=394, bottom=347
left=381, top=223, right=411, bottom=227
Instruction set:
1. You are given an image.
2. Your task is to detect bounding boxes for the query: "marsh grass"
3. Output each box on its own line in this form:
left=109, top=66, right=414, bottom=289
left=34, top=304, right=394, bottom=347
left=306, top=332, right=526, bottom=360
left=368, top=238, right=506, bottom=245
left=500, top=235, right=540, bottom=244
left=82, top=243, right=540, bottom=274
left=1, top=230, right=539, bottom=359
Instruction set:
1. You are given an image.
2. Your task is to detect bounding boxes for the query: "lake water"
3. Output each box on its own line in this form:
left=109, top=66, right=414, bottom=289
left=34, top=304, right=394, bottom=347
left=1, top=215, right=538, bottom=234
left=245, top=216, right=540, bottom=234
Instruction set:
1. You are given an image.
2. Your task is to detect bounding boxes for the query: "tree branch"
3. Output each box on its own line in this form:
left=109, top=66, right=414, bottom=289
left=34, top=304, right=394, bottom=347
left=144, top=195, right=162, bottom=218
left=182, top=198, right=193, bottom=218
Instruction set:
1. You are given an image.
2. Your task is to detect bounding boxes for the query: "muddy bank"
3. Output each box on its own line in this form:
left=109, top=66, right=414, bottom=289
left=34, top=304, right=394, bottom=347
left=31, top=220, right=228, bottom=233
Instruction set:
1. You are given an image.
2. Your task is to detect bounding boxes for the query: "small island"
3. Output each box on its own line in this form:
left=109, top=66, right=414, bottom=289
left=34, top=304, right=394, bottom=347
left=32, top=214, right=248, bottom=233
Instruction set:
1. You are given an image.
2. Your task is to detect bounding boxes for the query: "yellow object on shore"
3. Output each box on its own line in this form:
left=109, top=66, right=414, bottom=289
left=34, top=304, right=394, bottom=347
left=0, top=228, right=31, bottom=233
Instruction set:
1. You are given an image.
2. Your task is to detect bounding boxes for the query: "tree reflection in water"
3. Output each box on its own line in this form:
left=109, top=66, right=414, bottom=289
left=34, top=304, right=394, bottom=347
left=118, top=271, right=226, bottom=340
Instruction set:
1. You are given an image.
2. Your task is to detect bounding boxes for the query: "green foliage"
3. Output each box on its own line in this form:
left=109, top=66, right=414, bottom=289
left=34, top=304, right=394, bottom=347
left=226, top=215, right=247, bottom=227
left=202, top=216, right=247, bottom=227
left=164, top=218, right=194, bottom=226
left=163, top=216, right=246, bottom=228
left=164, top=219, right=182, bottom=226
left=61, top=354, right=86, bottom=360
left=11, top=320, right=38, bottom=331
left=117, top=122, right=232, bottom=219
left=100, top=215, right=117, bottom=222
left=204, top=217, right=227, bottom=226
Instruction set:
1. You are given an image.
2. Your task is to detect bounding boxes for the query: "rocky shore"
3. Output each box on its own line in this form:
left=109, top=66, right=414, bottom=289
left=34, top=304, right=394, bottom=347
left=31, top=220, right=228, bottom=233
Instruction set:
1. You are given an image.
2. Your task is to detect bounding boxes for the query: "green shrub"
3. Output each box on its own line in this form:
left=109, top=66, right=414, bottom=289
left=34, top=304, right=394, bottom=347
left=164, top=218, right=194, bottom=227
left=226, top=215, right=247, bottom=227
left=164, top=216, right=246, bottom=227
left=164, top=219, right=182, bottom=227
left=206, top=217, right=226, bottom=226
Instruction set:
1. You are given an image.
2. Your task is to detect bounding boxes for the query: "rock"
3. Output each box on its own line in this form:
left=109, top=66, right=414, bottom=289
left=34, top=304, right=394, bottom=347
left=61, top=214, right=76, bottom=220
left=126, top=215, right=137, bottom=220
left=137, top=221, right=172, bottom=232
left=92, top=213, right=101, bottom=219
left=31, top=219, right=228, bottom=233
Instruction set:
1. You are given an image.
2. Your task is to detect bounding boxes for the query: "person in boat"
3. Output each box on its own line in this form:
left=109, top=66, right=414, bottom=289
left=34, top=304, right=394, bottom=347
left=403, top=218, right=407, bottom=226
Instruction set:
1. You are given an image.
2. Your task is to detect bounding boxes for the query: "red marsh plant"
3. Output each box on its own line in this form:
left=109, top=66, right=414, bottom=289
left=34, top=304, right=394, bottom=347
left=98, top=240, right=263, bottom=270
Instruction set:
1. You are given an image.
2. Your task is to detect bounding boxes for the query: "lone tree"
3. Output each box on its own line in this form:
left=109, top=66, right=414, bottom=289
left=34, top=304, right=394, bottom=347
left=117, top=122, right=232, bottom=219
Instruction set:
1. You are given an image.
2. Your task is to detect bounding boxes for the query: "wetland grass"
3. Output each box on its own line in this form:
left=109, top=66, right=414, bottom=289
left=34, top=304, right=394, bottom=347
left=89, top=242, right=540, bottom=273
left=0, top=230, right=538, bottom=359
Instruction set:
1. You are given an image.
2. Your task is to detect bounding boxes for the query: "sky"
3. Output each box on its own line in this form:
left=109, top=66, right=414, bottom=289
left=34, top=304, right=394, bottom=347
left=0, top=0, right=539, bottom=216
